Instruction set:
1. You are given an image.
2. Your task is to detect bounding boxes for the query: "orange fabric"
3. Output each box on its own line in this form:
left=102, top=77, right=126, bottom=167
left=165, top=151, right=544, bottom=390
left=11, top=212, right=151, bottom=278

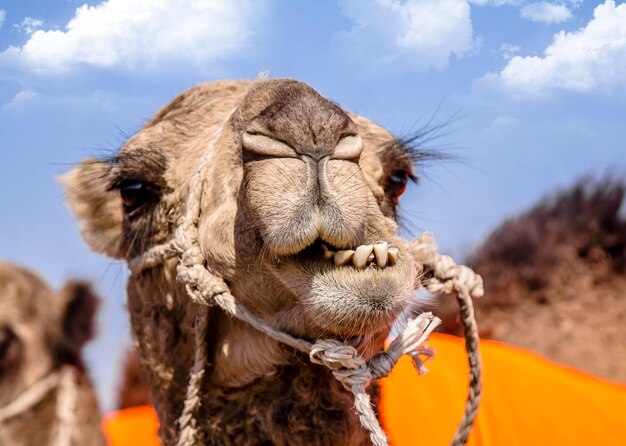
left=103, top=405, right=160, bottom=446
left=380, top=333, right=626, bottom=446
left=102, top=335, right=626, bottom=446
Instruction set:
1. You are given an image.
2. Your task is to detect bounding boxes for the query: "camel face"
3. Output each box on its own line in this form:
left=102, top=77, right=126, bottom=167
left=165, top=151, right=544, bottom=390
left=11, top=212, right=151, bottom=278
left=0, top=263, right=64, bottom=407
left=62, top=79, right=432, bottom=443
left=0, top=262, right=98, bottom=408
left=64, top=79, right=417, bottom=341
left=236, top=80, right=415, bottom=337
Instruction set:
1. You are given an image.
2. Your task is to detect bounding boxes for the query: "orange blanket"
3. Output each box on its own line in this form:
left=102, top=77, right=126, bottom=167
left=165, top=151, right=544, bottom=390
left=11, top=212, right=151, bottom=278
left=103, top=405, right=160, bottom=446
left=104, top=333, right=626, bottom=446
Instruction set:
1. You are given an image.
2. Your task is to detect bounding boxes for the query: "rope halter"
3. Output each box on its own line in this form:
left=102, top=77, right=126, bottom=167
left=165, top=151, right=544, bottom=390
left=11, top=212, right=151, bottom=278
left=128, top=109, right=483, bottom=446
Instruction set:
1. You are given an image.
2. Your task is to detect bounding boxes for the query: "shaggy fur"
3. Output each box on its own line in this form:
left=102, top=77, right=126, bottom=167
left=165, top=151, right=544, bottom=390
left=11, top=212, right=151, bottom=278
left=63, top=79, right=425, bottom=444
left=436, top=179, right=626, bottom=382
left=0, top=261, right=105, bottom=445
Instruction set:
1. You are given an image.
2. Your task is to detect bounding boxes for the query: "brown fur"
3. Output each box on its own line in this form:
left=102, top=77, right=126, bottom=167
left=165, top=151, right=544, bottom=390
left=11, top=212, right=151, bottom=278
left=0, top=261, right=106, bottom=445
left=63, top=79, right=426, bottom=444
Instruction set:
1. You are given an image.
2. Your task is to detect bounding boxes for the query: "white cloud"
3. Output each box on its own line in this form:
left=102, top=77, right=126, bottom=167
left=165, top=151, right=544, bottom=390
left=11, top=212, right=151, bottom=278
left=15, top=17, right=45, bottom=35
left=1, top=89, right=39, bottom=113
left=480, top=1, right=626, bottom=96
left=0, top=10, right=6, bottom=30
left=520, top=2, right=573, bottom=23
left=498, top=43, right=521, bottom=60
left=338, top=0, right=476, bottom=72
left=469, top=0, right=521, bottom=6
left=0, top=0, right=265, bottom=75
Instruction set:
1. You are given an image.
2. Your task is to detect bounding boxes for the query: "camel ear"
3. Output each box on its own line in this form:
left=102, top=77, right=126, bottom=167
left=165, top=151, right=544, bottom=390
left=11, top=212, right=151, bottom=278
left=58, top=281, right=100, bottom=353
left=60, top=158, right=124, bottom=258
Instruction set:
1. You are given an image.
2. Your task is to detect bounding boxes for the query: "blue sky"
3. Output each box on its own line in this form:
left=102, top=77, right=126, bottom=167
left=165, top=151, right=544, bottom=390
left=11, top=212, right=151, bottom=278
left=1, top=0, right=625, bottom=410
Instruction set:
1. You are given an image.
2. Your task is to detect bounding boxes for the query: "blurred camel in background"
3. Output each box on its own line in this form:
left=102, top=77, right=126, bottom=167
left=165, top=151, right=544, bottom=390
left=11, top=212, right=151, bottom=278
left=437, top=179, right=626, bottom=382
left=0, top=261, right=106, bottom=445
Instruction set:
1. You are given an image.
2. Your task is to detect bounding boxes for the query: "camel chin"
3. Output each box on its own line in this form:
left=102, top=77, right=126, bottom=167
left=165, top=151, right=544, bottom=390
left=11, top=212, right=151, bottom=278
left=272, top=238, right=414, bottom=337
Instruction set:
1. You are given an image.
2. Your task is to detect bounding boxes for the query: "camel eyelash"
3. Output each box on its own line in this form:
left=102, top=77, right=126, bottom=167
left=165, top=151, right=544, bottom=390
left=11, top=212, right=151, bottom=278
left=106, top=148, right=169, bottom=191
left=107, top=176, right=160, bottom=193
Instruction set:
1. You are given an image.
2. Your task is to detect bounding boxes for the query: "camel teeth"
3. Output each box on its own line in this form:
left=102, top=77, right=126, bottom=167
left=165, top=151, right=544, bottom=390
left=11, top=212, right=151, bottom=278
left=353, top=245, right=374, bottom=269
left=334, top=250, right=355, bottom=266
left=373, top=242, right=388, bottom=268
left=388, top=247, right=398, bottom=265
left=322, top=244, right=335, bottom=260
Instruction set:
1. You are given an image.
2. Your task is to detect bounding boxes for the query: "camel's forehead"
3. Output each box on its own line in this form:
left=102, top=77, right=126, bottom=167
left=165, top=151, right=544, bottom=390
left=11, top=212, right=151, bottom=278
left=113, top=79, right=404, bottom=186
left=114, top=80, right=251, bottom=169
left=119, top=79, right=397, bottom=153
left=238, top=79, right=396, bottom=149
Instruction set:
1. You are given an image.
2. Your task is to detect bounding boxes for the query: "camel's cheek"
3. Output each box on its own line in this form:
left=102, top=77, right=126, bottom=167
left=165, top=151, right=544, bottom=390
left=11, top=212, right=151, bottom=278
left=197, top=198, right=239, bottom=279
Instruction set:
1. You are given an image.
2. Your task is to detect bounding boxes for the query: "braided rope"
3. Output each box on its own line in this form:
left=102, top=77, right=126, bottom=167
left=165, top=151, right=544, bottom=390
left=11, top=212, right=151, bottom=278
left=409, top=233, right=483, bottom=445
left=450, top=283, right=481, bottom=445
left=133, top=229, right=480, bottom=446
left=176, top=308, right=210, bottom=446
left=127, top=102, right=483, bottom=445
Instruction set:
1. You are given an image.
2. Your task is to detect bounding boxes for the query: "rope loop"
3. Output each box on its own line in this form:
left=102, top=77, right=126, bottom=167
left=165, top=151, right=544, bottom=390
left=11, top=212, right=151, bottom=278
left=310, top=340, right=372, bottom=390
left=408, top=235, right=483, bottom=446
left=125, top=118, right=483, bottom=445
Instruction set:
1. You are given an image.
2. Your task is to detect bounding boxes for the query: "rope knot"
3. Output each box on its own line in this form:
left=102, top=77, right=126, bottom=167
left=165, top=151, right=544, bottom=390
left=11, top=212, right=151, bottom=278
left=455, top=265, right=484, bottom=299
left=420, top=252, right=484, bottom=300
left=176, top=262, right=230, bottom=306
left=309, top=340, right=372, bottom=390
left=181, top=245, right=204, bottom=267
left=369, top=312, right=441, bottom=379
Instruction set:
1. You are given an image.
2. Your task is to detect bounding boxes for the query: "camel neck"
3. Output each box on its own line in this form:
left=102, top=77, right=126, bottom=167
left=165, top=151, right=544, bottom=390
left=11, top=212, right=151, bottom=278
left=201, top=361, right=377, bottom=446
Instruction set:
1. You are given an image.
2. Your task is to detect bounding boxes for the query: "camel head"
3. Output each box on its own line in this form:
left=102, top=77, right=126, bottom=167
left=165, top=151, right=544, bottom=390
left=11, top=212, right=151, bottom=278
left=62, top=79, right=424, bottom=387
left=0, top=261, right=99, bottom=408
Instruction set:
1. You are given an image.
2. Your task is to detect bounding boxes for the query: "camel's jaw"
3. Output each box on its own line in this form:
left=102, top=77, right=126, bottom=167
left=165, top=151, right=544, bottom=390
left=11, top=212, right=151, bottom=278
left=271, top=238, right=415, bottom=336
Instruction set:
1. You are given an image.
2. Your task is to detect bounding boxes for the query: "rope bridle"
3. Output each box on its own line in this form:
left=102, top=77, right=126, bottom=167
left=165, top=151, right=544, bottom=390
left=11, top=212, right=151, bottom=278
left=128, top=108, right=483, bottom=446
left=0, top=366, right=78, bottom=446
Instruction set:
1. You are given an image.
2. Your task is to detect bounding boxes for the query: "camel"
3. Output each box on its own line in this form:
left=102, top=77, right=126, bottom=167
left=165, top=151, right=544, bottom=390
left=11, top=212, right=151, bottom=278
left=437, top=179, right=626, bottom=383
left=0, top=261, right=106, bottom=445
left=62, top=79, right=481, bottom=445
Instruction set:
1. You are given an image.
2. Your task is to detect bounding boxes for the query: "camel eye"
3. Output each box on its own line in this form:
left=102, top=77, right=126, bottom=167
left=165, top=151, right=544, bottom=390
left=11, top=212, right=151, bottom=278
left=0, top=326, right=20, bottom=370
left=119, top=181, right=151, bottom=213
left=387, top=170, right=410, bottom=204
